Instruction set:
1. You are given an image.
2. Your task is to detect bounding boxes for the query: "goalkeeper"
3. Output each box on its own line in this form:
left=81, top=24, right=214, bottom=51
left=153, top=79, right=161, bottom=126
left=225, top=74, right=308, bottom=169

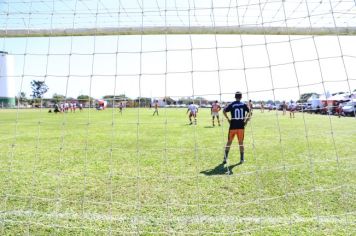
left=222, top=91, right=251, bottom=165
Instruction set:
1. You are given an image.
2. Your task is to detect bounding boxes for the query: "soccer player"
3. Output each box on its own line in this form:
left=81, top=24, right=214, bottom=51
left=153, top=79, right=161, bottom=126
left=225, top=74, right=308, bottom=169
left=260, top=101, right=265, bottom=113
left=60, top=103, right=64, bottom=112
left=72, top=102, right=76, bottom=113
left=289, top=101, right=296, bottom=118
left=64, top=102, right=69, bottom=113
left=54, top=104, right=60, bottom=113
left=187, top=102, right=198, bottom=125
left=211, top=100, right=221, bottom=126
left=152, top=101, right=159, bottom=116
left=223, top=92, right=250, bottom=164
left=248, top=99, right=253, bottom=116
left=282, top=101, right=287, bottom=115
left=118, top=102, right=123, bottom=114
left=337, top=103, right=343, bottom=118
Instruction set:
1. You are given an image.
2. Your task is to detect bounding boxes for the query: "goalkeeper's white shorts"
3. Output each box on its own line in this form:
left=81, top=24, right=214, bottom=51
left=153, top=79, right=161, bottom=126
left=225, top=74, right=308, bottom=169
left=211, top=112, right=219, bottom=117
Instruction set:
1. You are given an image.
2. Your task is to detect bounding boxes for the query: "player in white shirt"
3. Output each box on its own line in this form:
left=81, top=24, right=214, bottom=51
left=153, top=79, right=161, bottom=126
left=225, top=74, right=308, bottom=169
left=72, top=102, right=77, bottom=113
left=186, top=102, right=198, bottom=125
left=69, top=102, right=73, bottom=112
left=64, top=102, right=69, bottom=112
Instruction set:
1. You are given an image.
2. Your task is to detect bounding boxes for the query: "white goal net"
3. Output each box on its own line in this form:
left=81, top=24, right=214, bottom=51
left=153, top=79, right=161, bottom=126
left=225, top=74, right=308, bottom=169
left=0, top=0, right=355, bottom=235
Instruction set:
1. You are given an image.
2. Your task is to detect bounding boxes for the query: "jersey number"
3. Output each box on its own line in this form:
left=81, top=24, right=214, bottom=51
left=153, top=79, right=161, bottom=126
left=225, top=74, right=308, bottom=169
left=234, top=108, right=244, bottom=120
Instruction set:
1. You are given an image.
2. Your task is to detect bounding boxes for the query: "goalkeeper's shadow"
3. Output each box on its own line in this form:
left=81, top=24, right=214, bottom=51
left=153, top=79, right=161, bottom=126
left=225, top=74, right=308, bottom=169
left=200, top=162, right=242, bottom=176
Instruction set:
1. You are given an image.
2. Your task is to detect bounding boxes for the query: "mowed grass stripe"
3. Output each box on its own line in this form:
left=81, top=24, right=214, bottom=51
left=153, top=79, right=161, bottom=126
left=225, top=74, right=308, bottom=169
left=0, top=108, right=355, bottom=235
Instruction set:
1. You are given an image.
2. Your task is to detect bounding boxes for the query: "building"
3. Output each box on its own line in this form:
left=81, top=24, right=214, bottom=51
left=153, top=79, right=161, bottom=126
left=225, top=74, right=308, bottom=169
left=0, top=51, right=16, bottom=108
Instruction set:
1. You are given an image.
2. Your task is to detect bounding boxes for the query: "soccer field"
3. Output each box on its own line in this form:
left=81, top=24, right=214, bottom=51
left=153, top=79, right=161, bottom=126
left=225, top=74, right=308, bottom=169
left=0, top=108, right=355, bottom=235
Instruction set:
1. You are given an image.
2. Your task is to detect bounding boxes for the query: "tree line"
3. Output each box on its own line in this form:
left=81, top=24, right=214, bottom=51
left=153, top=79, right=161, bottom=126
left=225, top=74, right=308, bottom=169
left=17, top=80, right=355, bottom=107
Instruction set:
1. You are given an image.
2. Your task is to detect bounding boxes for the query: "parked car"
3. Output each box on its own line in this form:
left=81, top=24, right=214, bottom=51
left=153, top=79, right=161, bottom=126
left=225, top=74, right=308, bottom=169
left=342, top=101, right=356, bottom=116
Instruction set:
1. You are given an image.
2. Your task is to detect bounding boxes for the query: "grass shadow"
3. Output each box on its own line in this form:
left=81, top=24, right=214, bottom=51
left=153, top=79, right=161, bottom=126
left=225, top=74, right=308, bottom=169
left=200, top=162, right=242, bottom=176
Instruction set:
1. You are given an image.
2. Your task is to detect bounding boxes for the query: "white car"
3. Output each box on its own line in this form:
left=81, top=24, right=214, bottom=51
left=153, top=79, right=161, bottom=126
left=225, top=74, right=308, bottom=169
left=342, top=101, right=356, bottom=116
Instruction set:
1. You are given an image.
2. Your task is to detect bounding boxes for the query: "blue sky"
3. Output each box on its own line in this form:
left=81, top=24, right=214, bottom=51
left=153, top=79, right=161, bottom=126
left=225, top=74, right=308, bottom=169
left=1, top=0, right=355, bottom=101
left=2, top=0, right=355, bottom=29
left=2, top=34, right=356, bottom=102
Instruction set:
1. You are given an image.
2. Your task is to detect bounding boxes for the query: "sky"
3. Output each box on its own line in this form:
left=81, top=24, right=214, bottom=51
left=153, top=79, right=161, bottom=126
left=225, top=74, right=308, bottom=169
left=0, top=0, right=355, bottom=102
left=1, top=0, right=355, bottom=29
left=1, top=34, right=356, bottom=102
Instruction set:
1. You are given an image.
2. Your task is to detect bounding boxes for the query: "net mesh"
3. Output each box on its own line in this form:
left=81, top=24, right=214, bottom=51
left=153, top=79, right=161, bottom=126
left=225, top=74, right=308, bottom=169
left=0, top=0, right=355, bottom=235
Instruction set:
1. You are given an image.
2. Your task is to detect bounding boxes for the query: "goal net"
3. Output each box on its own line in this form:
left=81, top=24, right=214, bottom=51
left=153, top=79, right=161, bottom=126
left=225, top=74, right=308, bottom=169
left=1, top=0, right=355, bottom=235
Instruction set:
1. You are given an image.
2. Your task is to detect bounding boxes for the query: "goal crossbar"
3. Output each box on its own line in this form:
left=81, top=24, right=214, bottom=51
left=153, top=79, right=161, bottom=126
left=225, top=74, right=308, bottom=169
left=2, top=26, right=356, bottom=37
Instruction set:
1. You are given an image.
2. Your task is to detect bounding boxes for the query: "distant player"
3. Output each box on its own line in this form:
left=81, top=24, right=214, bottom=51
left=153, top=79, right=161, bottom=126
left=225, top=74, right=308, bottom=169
left=54, top=104, right=60, bottom=113
left=60, top=103, right=64, bottom=112
left=187, top=102, right=198, bottom=125
left=282, top=101, right=287, bottom=115
left=260, top=101, right=265, bottom=113
left=337, top=103, right=343, bottom=118
left=118, top=102, right=123, bottom=114
left=69, top=102, right=73, bottom=112
left=152, top=101, right=159, bottom=116
left=72, top=102, right=76, bottom=113
left=248, top=100, right=253, bottom=116
left=211, top=100, right=221, bottom=126
left=223, top=91, right=250, bottom=165
left=64, top=102, right=69, bottom=112
left=289, top=101, right=296, bottom=118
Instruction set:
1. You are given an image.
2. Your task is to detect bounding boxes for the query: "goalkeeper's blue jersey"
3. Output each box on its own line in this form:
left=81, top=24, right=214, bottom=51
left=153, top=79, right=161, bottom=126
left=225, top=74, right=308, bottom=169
left=224, top=101, right=250, bottom=129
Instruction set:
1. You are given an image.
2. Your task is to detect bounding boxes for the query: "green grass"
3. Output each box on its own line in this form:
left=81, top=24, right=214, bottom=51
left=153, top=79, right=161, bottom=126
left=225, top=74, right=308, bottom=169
left=0, top=108, right=355, bottom=235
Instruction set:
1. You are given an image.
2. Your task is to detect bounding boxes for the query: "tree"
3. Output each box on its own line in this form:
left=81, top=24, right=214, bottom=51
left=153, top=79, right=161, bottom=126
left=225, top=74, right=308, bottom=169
left=297, top=93, right=318, bottom=103
left=77, top=95, right=94, bottom=107
left=16, top=92, right=27, bottom=106
left=163, top=97, right=175, bottom=105
left=51, top=93, right=66, bottom=103
left=177, top=97, right=206, bottom=105
left=134, top=97, right=151, bottom=107
left=195, top=96, right=208, bottom=105
left=31, top=80, right=49, bottom=99
left=77, top=95, right=90, bottom=103
left=103, top=94, right=130, bottom=100
left=103, top=94, right=132, bottom=107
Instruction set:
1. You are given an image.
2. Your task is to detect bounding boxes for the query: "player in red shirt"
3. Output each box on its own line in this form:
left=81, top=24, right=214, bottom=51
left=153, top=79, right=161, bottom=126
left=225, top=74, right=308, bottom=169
left=211, top=100, right=221, bottom=126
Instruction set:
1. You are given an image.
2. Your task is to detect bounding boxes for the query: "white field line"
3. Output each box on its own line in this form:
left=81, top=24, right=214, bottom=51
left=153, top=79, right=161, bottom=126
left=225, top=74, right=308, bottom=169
left=1, top=210, right=355, bottom=225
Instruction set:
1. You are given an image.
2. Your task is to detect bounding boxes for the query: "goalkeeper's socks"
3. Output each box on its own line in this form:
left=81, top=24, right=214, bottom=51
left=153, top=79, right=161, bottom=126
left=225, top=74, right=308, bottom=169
left=240, top=152, right=244, bottom=163
left=223, top=150, right=229, bottom=164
